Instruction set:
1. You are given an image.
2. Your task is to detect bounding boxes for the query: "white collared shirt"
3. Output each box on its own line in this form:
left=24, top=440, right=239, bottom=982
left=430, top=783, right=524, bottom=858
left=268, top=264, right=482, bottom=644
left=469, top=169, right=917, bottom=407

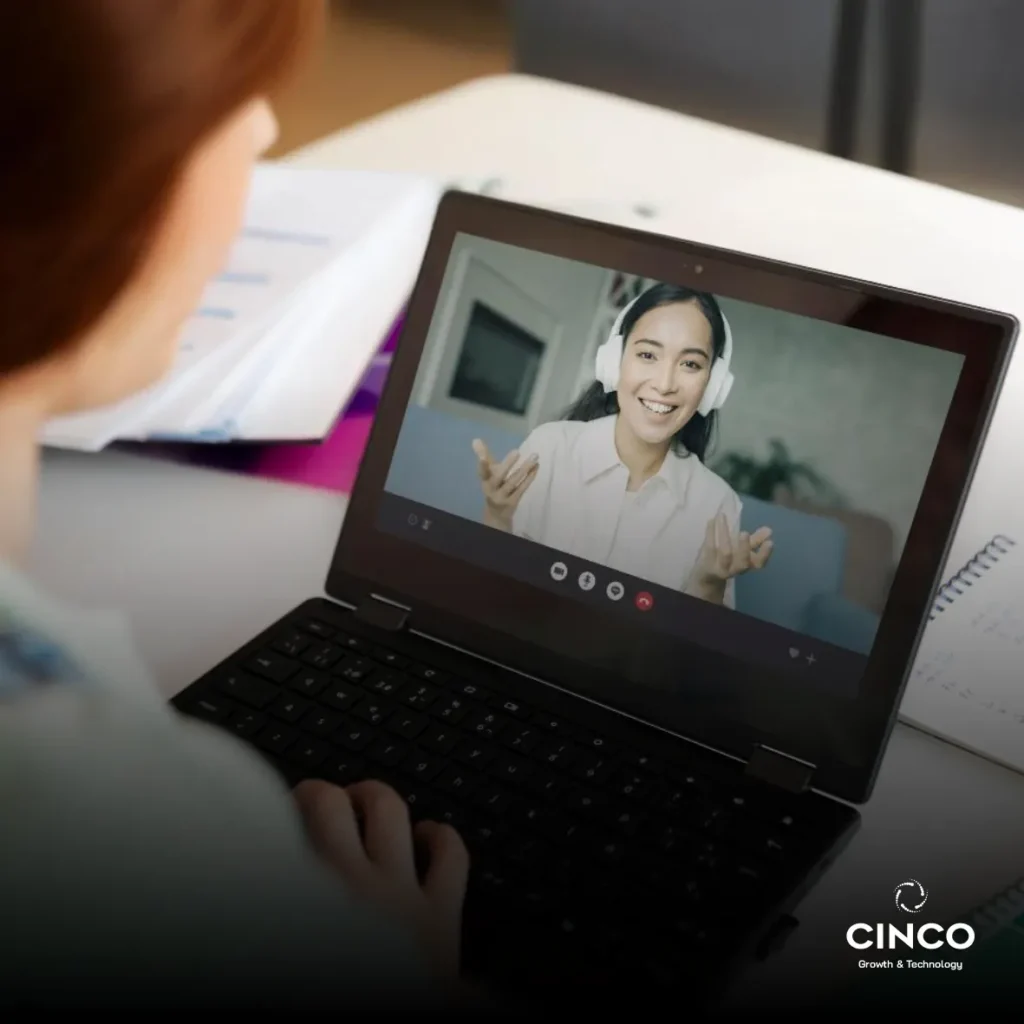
left=512, top=415, right=742, bottom=607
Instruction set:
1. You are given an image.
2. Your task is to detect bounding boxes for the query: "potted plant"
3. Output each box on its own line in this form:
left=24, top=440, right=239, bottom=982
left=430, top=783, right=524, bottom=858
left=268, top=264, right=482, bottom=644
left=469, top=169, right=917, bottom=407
left=712, top=439, right=846, bottom=505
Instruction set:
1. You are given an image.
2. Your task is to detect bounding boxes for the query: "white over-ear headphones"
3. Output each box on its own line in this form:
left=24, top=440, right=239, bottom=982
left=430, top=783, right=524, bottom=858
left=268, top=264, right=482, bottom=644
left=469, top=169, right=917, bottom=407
left=593, top=292, right=734, bottom=417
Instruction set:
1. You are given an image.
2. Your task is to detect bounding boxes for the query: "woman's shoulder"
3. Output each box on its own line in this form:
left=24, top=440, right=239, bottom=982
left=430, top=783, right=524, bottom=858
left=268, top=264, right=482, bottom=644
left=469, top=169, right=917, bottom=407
left=672, top=452, right=742, bottom=511
left=521, top=417, right=594, bottom=454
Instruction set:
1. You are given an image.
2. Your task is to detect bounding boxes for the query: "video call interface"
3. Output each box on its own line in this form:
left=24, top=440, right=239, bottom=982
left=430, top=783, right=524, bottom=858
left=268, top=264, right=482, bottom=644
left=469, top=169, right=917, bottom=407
left=378, top=232, right=966, bottom=690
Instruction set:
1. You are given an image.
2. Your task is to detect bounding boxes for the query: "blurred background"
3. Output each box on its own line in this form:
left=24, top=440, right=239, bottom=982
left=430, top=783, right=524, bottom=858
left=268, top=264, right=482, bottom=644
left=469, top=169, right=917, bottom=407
left=275, top=0, right=1024, bottom=207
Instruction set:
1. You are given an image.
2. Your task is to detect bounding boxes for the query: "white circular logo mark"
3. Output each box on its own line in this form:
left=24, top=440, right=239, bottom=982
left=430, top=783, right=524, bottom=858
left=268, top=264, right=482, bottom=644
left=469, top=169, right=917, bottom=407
left=894, top=879, right=928, bottom=913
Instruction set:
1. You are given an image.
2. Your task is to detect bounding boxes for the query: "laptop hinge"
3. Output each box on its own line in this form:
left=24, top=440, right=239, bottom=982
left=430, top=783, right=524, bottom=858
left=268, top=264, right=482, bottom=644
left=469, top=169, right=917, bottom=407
left=746, top=745, right=815, bottom=794
left=354, top=594, right=410, bottom=633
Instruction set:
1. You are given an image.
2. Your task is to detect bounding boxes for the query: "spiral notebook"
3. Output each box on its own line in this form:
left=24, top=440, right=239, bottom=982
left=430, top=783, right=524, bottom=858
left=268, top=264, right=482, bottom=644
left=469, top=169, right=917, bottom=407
left=901, top=535, right=1024, bottom=774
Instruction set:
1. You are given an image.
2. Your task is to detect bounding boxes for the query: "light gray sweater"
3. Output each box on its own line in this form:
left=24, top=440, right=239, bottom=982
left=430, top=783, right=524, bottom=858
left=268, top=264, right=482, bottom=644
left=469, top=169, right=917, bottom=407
left=0, top=564, right=437, bottom=1009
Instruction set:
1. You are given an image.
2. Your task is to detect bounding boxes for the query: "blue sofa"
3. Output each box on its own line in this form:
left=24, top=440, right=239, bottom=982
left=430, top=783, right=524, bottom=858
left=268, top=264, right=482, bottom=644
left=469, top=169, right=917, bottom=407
left=388, top=405, right=879, bottom=653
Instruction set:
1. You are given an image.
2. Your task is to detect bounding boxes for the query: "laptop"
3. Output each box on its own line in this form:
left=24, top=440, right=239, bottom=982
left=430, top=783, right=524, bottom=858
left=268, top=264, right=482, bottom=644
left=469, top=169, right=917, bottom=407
left=171, top=192, right=1015, bottom=1009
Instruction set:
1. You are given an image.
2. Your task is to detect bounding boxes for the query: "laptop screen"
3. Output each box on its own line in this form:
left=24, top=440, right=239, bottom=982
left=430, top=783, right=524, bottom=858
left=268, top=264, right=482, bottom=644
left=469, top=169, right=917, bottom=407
left=374, top=232, right=966, bottom=699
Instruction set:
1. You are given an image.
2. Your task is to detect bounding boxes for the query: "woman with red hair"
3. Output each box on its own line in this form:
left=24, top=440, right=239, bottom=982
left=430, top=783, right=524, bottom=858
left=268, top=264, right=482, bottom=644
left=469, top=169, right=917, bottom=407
left=0, top=2, right=468, bottom=1010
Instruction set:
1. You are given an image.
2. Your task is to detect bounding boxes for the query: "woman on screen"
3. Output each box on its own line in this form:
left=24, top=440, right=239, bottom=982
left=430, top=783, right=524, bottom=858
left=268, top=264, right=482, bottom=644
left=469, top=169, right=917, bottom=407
left=471, top=283, right=774, bottom=608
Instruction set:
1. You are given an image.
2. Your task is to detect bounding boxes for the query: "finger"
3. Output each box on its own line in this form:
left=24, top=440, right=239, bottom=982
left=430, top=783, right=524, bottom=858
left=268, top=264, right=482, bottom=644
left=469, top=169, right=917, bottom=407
left=472, top=439, right=493, bottom=480
left=501, top=453, right=538, bottom=494
left=494, top=449, right=520, bottom=486
left=346, top=780, right=417, bottom=879
left=751, top=538, right=774, bottom=569
left=715, top=512, right=732, bottom=557
left=292, top=779, right=370, bottom=878
left=511, top=461, right=540, bottom=496
left=749, top=525, right=773, bottom=549
left=414, top=820, right=470, bottom=910
left=735, top=530, right=751, bottom=571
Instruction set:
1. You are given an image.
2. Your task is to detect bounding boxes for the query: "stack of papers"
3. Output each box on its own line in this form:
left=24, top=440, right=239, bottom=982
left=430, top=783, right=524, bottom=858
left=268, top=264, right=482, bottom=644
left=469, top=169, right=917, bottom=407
left=43, top=164, right=441, bottom=450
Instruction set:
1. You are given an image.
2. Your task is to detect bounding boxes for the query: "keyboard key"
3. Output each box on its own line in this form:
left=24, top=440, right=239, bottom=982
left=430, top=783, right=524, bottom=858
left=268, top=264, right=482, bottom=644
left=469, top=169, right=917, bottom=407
left=353, top=696, right=393, bottom=726
left=565, top=788, right=606, bottom=817
left=368, top=737, right=407, bottom=768
left=322, top=682, right=362, bottom=712
left=475, top=786, right=513, bottom=815
left=400, top=681, right=439, bottom=711
left=302, top=642, right=344, bottom=671
left=399, top=786, right=436, bottom=819
left=374, top=648, right=409, bottom=670
left=465, top=709, right=508, bottom=741
left=228, top=710, right=265, bottom=737
left=572, top=754, right=617, bottom=784
left=431, top=695, right=470, bottom=725
left=612, top=808, right=646, bottom=836
left=455, top=739, right=495, bottom=769
left=286, top=738, right=329, bottom=769
left=289, top=669, right=329, bottom=698
left=335, top=723, right=374, bottom=751
left=434, top=804, right=465, bottom=830
left=256, top=724, right=296, bottom=756
left=269, top=693, right=312, bottom=724
left=420, top=725, right=459, bottom=755
left=368, top=671, right=406, bottom=697
left=628, top=752, right=665, bottom=774
left=402, top=750, right=444, bottom=783
left=324, top=755, right=369, bottom=786
left=337, top=633, right=371, bottom=655
left=217, top=670, right=279, bottom=708
left=465, top=822, right=505, bottom=855
left=247, top=652, right=298, bottom=685
left=532, top=712, right=572, bottom=734
left=450, top=680, right=491, bottom=702
left=525, top=773, right=563, bottom=800
left=184, top=694, right=235, bottom=722
left=301, top=707, right=343, bottom=737
left=436, top=765, right=479, bottom=799
left=410, top=663, right=446, bottom=684
left=576, top=731, right=618, bottom=755
left=502, top=725, right=542, bottom=755
left=490, top=754, right=533, bottom=784
left=386, top=710, right=429, bottom=740
left=272, top=630, right=311, bottom=658
left=506, top=835, right=549, bottom=866
left=335, top=657, right=373, bottom=682
left=489, top=695, right=531, bottom=720
left=301, top=619, right=335, bottom=639
left=594, top=838, right=626, bottom=865
left=536, top=738, right=577, bottom=770
left=613, top=770, right=658, bottom=803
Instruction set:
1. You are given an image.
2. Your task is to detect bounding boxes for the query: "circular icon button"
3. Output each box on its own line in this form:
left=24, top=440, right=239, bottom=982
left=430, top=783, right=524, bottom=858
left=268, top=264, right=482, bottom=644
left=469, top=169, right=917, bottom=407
left=606, top=581, right=624, bottom=601
left=578, top=571, right=596, bottom=591
left=407, top=513, right=419, bottom=527
left=550, top=561, right=568, bottom=582
left=635, top=591, right=654, bottom=612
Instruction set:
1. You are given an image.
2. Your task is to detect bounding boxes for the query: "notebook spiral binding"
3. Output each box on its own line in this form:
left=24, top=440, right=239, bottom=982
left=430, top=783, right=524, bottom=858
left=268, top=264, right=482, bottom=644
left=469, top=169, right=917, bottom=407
left=929, top=534, right=1017, bottom=620
left=966, top=876, right=1024, bottom=940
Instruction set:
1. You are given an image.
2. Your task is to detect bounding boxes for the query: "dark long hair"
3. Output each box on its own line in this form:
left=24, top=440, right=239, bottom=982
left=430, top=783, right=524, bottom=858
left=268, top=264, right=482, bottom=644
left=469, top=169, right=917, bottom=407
left=563, top=282, right=728, bottom=462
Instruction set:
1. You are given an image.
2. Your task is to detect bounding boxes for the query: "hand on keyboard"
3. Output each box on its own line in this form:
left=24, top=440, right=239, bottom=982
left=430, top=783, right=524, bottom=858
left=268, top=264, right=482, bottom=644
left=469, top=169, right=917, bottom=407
left=294, top=778, right=469, bottom=982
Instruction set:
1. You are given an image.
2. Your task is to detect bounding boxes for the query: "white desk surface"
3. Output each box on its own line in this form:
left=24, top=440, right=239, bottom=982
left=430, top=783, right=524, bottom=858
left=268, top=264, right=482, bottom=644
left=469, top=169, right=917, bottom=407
left=31, top=75, right=1024, bottom=1006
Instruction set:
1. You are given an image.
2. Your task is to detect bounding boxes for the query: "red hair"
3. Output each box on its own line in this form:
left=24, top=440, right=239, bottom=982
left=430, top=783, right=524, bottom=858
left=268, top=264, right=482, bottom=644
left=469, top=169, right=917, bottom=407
left=0, top=0, right=320, bottom=376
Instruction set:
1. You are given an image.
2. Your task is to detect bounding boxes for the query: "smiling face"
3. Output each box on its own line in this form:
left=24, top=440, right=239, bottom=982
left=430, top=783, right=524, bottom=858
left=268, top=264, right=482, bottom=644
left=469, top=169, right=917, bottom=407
left=615, top=300, right=715, bottom=448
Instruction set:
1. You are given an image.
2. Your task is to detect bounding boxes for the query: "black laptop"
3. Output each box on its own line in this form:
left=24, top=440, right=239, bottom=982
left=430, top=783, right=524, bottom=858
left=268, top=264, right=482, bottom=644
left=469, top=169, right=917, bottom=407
left=172, top=192, right=1015, bottom=1010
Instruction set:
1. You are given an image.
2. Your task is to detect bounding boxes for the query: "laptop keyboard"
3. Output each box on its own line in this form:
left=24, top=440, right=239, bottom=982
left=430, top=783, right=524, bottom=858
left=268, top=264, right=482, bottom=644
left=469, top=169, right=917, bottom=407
left=174, top=605, right=847, bottom=1003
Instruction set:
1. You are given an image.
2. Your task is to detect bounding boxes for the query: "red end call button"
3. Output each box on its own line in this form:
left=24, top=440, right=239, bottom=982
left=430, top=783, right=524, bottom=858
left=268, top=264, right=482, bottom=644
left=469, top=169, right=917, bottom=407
left=635, top=591, right=654, bottom=612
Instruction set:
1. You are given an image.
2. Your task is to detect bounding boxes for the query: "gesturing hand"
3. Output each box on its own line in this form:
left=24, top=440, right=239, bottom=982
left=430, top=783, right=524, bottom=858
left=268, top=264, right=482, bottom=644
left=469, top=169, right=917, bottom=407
left=689, top=511, right=773, bottom=603
left=472, top=439, right=538, bottom=531
left=293, top=779, right=469, bottom=983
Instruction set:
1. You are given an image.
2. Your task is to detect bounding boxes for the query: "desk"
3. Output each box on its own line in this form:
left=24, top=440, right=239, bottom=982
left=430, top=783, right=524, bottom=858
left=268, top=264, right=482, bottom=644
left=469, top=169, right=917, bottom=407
left=31, top=75, right=1024, bottom=1007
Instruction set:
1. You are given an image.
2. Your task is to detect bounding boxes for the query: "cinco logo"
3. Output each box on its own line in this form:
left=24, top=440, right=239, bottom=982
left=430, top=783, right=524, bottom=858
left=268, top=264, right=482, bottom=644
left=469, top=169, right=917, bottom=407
left=847, top=880, right=975, bottom=952
left=894, top=879, right=928, bottom=914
